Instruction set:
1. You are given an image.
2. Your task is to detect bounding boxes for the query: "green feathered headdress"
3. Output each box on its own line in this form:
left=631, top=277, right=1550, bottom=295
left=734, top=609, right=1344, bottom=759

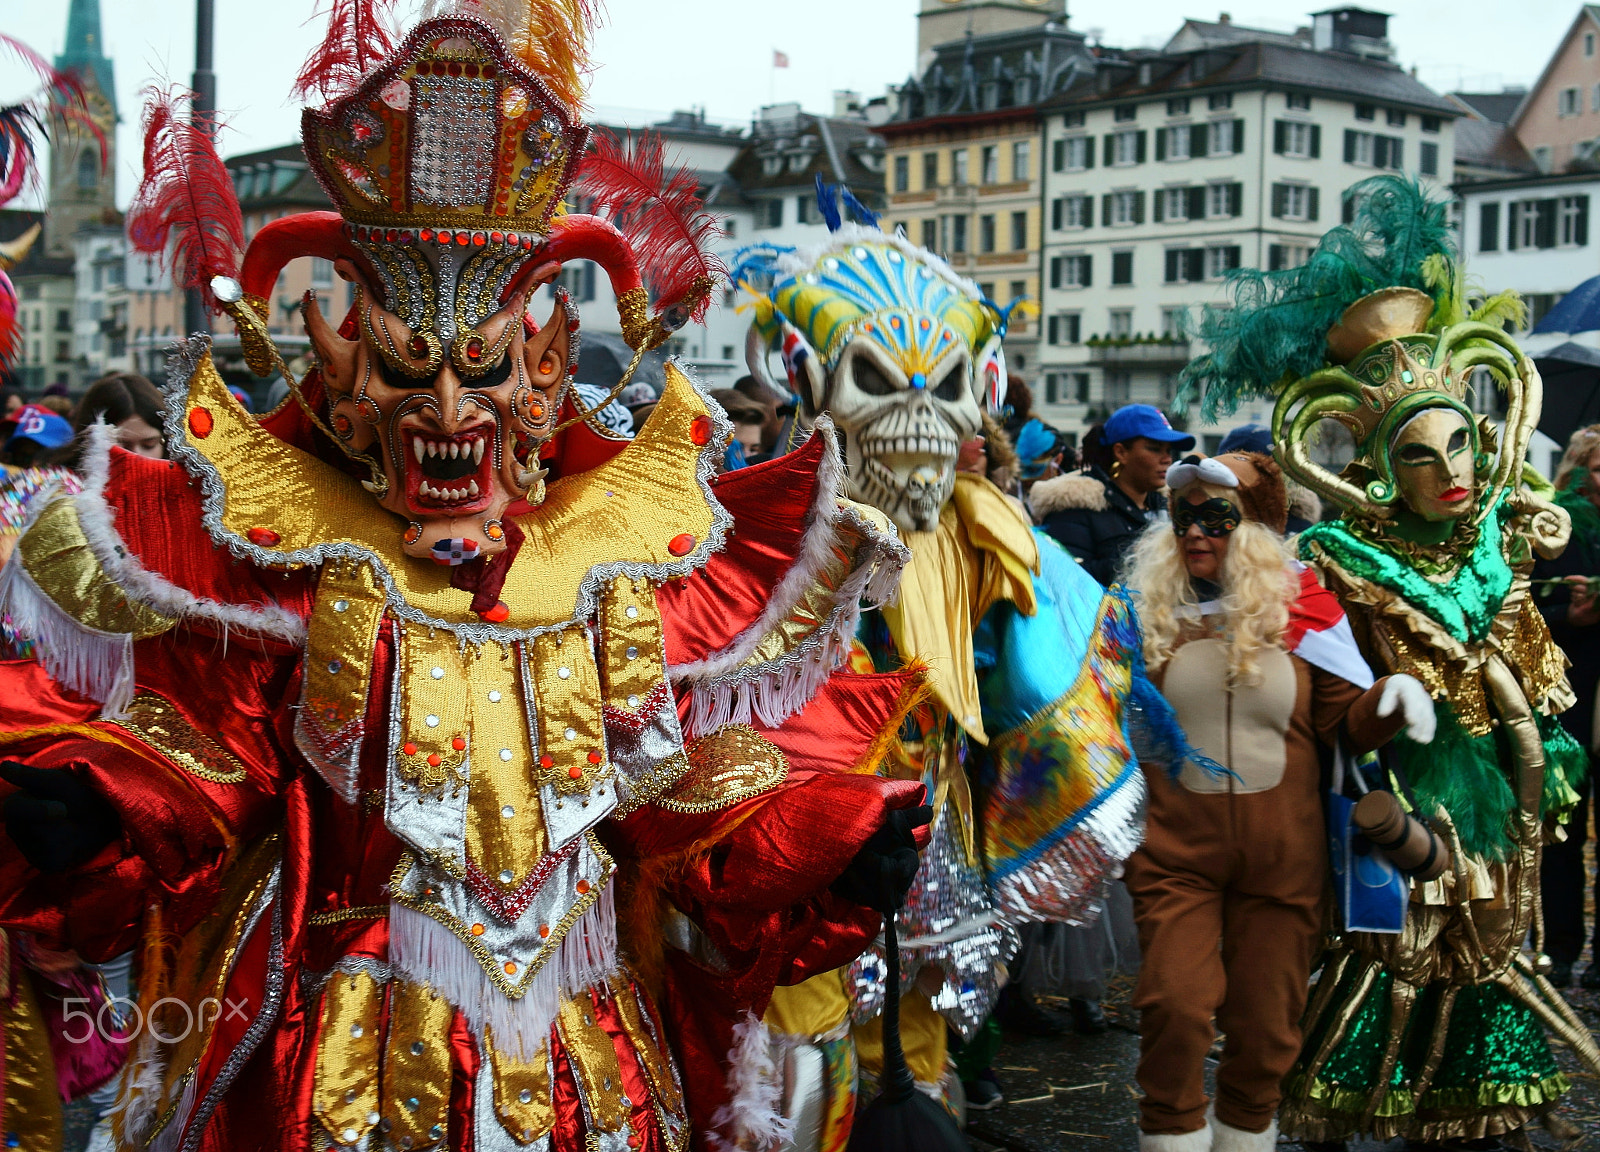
left=1178, top=175, right=1536, bottom=522
left=1177, top=175, right=1524, bottom=421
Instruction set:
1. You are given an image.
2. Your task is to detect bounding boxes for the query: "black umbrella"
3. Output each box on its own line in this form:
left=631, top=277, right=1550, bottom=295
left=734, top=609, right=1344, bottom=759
left=1534, top=341, right=1600, bottom=449
left=1533, top=274, right=1600, bottom=336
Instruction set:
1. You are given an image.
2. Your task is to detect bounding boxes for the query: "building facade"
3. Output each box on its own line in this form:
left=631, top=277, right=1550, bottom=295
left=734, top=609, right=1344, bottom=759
left=1510, top=6, right=1600, bottom=174
left=881, top=24, right=1095, bottom=378
left=1034, top=12, right=1458, bottom=447
left=915, top=0, right=1066, bottom=68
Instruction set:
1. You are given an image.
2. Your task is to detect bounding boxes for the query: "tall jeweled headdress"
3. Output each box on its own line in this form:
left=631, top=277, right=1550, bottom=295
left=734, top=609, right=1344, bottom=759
left=1177, top=175, right=1536, bottom=522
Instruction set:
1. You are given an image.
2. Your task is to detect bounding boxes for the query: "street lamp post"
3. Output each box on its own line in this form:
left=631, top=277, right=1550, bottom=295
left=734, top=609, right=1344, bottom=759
left=183, top=0, right=216, bottom=337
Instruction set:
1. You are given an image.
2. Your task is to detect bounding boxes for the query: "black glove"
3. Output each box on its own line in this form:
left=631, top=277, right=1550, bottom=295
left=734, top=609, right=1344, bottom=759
left=0, top=760, right=121, bottom=873
left=829, top=803, right=933, bottom=916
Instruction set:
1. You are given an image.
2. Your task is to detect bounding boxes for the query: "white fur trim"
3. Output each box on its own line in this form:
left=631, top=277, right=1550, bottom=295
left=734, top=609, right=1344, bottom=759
left=1139, top=1126, right=1213, bottom=1152
left=105, top=1031, right=167, bottom=1149
left=0, top=554, right=138, bottom=716
left=670, top=419, right=909, bottom=738
left=1209, top=1109, right=1277, bottom=1152
left=74, top=422, right=307, bottom=645
left=1028, top=473, right=1109, bottom=518
left=708, top=1013, right=794, bottom=1152
left=388, top=884, right=617, bottom=1060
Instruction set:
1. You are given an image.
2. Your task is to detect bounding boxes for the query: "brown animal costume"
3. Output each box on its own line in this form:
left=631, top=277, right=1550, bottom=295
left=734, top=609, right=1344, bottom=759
left=1124, top=452, right=1433, bottom=1152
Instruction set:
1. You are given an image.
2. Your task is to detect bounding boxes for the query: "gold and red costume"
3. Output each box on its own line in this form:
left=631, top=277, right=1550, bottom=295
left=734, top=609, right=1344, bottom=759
left=0, top=11, right=925, bottom=1151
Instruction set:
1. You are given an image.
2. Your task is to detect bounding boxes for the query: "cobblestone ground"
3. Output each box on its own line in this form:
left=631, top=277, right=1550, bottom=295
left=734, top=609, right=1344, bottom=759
left=965, top=972, right=1600, bottom=1152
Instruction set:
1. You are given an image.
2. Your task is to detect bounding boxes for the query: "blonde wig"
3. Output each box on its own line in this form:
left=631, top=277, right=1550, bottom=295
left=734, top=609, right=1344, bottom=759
left=1554, top=423, right=1600, bottom=493
left=1121, top=497, right=1297, bottom=688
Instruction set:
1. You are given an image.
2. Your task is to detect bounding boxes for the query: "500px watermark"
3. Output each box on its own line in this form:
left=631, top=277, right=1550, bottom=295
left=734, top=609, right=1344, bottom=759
left=60, top=997, right=250, bottom=1044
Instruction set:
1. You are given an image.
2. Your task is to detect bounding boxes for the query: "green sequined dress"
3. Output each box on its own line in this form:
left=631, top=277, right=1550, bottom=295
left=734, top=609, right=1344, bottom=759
left=1280, top=502, right=1592, bottom=1142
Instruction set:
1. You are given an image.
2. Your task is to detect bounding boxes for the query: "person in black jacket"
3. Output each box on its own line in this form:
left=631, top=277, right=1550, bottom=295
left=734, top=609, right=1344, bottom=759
left=1031, top=404, right=1195, bottom=585
left=1538, top=424, right=1600, bottom=988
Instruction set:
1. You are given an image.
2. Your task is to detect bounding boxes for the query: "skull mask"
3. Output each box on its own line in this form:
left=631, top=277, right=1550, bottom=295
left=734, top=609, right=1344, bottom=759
left=828, top=333, right=981, bottom=533
left=753, top=236, right=997, bottom=536
left=304, top=254, right=569, bottom=563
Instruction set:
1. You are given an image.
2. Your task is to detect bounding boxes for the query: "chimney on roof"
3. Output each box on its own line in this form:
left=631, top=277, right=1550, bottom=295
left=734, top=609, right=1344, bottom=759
left=1218, top=12, right=1231, bottom=24
left=1311, top=7, right=1394, bottom=62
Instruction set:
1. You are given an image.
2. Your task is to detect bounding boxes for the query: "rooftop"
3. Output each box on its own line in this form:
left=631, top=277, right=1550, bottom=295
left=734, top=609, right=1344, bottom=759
left=1164, top=16, right=1311, bottom=53
left=893, top=23, right=1095, bottom=125
left=225, top=144, right=331, bottom=211
left=1042, top=39, right=1458, bottom=116
left=727, top=110, right=886, bottom=204
left=1450, top=90, right=1526, bottom=125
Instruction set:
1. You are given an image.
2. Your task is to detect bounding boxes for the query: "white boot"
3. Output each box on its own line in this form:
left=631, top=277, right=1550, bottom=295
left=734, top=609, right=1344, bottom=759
left=1139, top=1126, right=1214, bottom=1152
left=1209, top=1105, right=1278, bottom=1152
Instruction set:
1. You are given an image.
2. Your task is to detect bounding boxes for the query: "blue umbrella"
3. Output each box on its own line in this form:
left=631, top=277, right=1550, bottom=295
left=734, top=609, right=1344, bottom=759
left=1532, top=274, right=1600, bottom=335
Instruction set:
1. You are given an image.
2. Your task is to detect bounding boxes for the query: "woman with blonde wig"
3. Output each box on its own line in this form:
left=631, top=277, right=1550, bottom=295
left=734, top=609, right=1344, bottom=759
left=1122, top=451, right=1436, bottom=1152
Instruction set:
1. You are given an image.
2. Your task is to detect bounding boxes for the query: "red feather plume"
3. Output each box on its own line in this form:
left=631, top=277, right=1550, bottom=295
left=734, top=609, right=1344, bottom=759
left=0, top=34, right=106, bottom=209
left=292, top=0, right=399, bottom=104
left=126, top=86, right=245, bottom=303
left=578, top=131, right=726, bottom=324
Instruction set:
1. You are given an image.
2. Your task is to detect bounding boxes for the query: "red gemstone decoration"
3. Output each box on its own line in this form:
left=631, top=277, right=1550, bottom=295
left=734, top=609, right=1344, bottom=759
left=464, top=63, right=479, bottom=77
left=404, top=524, right=423, bottom=544
left=247, top=526, right=281, bottom=547
left=332, top=413, right=353, bottom=438
left=455, top=231, right=470, bottom=246
left=505, top=232, right=519, bottom=246
left=403, top=742, right=417, bottom=756
left=419, top=228, right=434, bottom=242
left=472, top=232, right=487, bottom=247
left=427, top=752, right=442, bottom=767
left=447, top=61, right=462, bottom=76
left=188, top=406, right=214, bottom=439
left=408, top=335, right=429, bottom=358
left=385, top=229, right=399, bottom=242
left=480, top=600, right=511, bottom=622
left=668, top=533, right=696, bottom=556
left=464, top=336, right=485, bottom=362
left=539, top=754, right=554, bottom=769
left=587, top=750, right=602, bottom=765
left=567, top=765, right=583, bottom=779
left=452, top=736, right=466, bottom=751
left=576, top=880, right=591, bottom=895
left=490, top=231, right=503, bottom=244
left=690, top=415, right=713, bottom=446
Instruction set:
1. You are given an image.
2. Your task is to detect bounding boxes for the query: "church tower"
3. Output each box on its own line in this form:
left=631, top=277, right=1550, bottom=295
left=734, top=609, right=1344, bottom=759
left=45, top=0, right=118, bottom=259
left=917, top=0, right=1067, bottom=62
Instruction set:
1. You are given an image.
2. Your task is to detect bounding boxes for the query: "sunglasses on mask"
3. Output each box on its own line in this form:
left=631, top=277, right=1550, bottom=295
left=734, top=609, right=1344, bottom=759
left=1173, top=497, right=1241, bottom=538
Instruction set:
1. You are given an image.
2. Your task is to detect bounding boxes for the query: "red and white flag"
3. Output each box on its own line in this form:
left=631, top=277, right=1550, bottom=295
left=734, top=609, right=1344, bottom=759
left=1284, top=565, right=1374, bottom=689
left=772, top=49, right=790, bottom=68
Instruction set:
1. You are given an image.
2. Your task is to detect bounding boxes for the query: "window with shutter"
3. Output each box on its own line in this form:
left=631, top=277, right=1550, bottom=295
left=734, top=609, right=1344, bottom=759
left=1104, top=135, right=1116, bottom=167
left=1154, top=191, right=1165, bottom=222
left=1136, top=131, right=1148, bottom=163
left=1232, top=120, right=1244, bottom=153
left=1155, top=129, right=1166, bottom=162
left=1344, top=130, right=1358, bottom=164
left=1187, top=186, right=1207, bottom=221
left=1228, top=183, right=1242, bottom=216
left=1308, top=186, right=1320, bottom=221
left=1165, top=249, right=1181, bottom=283
left=1052, top=138, right=1066, bottom=173
left=1134, top=191, right=1146, bottom=223
left=1479, top=202, right=1500, bottom=252
left=1269, top=244, right=1287, bottom=271
left=1310, top=125, right=1321, bottom=158
left=1274, top=121, right=1287, bottom=155
left=1535, top=199, right=1557, bottom=249
left=1184, top=249, right=1206, bottom=282
left=1103, top=194, right=1113, bottom=226
left=1112, top=250, right=1134, bottom=285
left=1271, top=184, right=1286, bottom=218
left=1048, top=315, right=1060, bottom=344
left=1419, top=142, right=1438, bottom=177
left=1052, top=198, right=1063, bottom=230
left=1050, top=256, right=1063, bottom=288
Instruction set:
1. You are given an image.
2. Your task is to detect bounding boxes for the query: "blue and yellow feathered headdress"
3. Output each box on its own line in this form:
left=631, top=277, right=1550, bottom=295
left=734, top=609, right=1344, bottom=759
left=737, top=178, right=1014, bottom=412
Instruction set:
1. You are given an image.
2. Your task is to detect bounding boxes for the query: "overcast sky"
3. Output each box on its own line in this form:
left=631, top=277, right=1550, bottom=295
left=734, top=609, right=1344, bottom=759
left=0, top=0, right=1581, bottom=208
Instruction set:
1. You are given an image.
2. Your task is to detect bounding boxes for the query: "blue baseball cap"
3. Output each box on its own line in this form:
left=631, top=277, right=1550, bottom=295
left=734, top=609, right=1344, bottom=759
left=1218, top=423, right=1273, bottom=456
left=1101, top=403, right=1195, bottom=451
left=5, top=405, right=73, bottom=451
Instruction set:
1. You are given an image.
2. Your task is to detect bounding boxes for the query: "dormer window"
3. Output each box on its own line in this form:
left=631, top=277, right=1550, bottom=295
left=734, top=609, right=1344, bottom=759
left=762, top=156, right=783, bottom=176
left=788, top=153, right=811, bottom=173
